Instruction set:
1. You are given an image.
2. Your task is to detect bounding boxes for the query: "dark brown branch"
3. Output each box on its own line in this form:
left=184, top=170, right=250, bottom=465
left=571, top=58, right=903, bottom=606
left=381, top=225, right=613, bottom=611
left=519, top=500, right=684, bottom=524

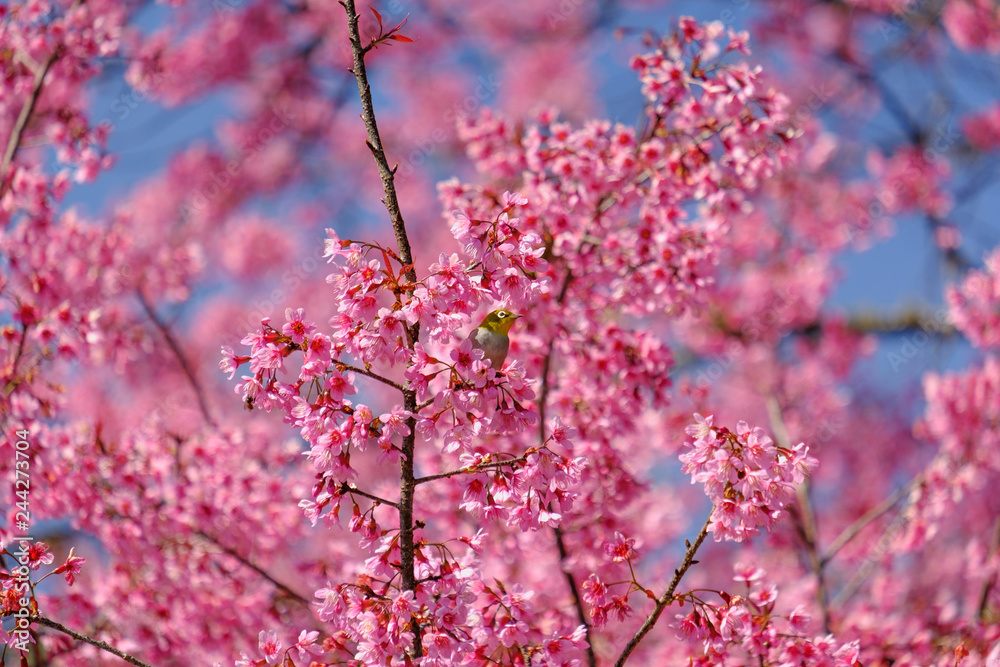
left=341, top=0, right=421, bottom=656
left=553, top=525, right=595, bottom=665
left=839, top=309, right=956, bottom=336
left=537, top=336, right=558, bottom=443
left=197, top=531, right=311, bottom=606
left=27, top=615, right=153, bottom=667
left=792, top=482, right=829, bottom=631
left=414, top=452, right=534, bottom=485
left=531, top=206, right=614, bottom=667
left=0, top=48, right=61, bottom=202
left=137, top=290, right=216, bottom=427
left=341, top=0, right=418, bottom=315
left=538, top=276, right=599, bottom=667
left=342, top=482, right=400, bottom=509
left=613, top=514, right=713, bottom=667
left=339, top=363, right=407, bottom=392
left=0, top=323, right=31, bottom=429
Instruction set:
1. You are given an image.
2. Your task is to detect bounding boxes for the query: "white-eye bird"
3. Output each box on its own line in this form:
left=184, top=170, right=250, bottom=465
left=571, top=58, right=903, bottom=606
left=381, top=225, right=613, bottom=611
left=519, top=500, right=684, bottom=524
left=469, top=309, right=522, bottom=370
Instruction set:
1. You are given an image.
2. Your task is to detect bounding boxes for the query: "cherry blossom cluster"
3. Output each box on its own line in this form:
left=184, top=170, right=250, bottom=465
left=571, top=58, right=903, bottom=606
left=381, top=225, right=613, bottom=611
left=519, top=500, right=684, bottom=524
left=1, top=0, right=121, bottom=221
left=225, top=192, right=584, bottom=535
left=236, top=629, right=323, bottom=667
left=923, top=354, right=1000, bottom=474
left=962, top=103, right=1000, bottom=152
left=680, top=414, right=817, bottom=542
left=0, top=540, right=85, bottom=618
left=222, top=17, right=805, bottom=663
left=947, top=246, right=1000, bottom=350
left=309, top=540, right=587, bottom=667
left=1, top=1, right=134, bottom=434
left=630, top=18, right=796, bottom=215
left=904, top=355, right=1000, bottom=551
left=865, top=147, right=952, bottom=219
left=669, top=562, right=861, bottom=665
left=579, top=532, right=642, bottom=629
left=942, top=0, right=1000, bottom=53
left=19, top=0, right=1000, bottom=663
left=224, top=183, right=593, bottom=663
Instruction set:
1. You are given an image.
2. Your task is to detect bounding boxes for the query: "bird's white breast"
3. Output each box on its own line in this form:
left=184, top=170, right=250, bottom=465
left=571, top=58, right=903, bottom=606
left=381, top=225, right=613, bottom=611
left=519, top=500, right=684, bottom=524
left=469, top=327, right=509, bottom=369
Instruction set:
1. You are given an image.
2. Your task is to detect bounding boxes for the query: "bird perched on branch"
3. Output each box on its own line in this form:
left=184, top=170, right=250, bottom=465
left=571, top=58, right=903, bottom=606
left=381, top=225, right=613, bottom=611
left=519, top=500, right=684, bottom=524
left=469, top=309, right=522, bottom=371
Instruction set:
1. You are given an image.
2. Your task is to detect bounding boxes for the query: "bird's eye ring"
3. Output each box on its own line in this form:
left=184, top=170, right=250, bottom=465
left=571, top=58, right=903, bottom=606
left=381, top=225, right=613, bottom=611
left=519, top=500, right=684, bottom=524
left=498, top=311, right=507, bottom=318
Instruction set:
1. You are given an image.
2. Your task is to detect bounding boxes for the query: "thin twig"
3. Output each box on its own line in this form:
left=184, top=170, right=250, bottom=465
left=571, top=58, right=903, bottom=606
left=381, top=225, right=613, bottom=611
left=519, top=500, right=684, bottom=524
left=197, top=531, right=311, bottom=606
left=342, top=483, right=400, bottom=509
left=27, top=615, right=153, bottom=667
left=536, top=270, right=598, bottom=666
left=414, top=452, right=534, bottom=485
left=338, top=363, right=407, bottom=392
left=830, top=503, right=911, bottom=609
left=553, top=525, right=595, bottom=665
left=137, top=290, right=216, bottom=427
left=820, top=474, right=922, bottom=567
left=1, top=51, right=60, bottom=202
left=531, top=203, right=618, bottom=667
left=0, top=323, right=31, bottom=431
left=340, top=0, right=418, bottom=312
left=537, top=338, right=556, bottom=443
left=613, top=514, right=713, bottom=667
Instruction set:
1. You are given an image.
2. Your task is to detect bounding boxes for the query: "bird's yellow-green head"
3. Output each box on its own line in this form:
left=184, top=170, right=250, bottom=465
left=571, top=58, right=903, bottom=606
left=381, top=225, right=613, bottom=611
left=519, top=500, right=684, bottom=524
left=476, top=309, right=522, bottom=335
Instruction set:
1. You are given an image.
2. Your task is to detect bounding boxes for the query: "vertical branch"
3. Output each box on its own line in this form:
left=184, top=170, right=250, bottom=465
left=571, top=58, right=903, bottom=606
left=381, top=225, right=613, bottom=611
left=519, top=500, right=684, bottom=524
left=553, top=525, right=597, bottom=667
left=766, top=396, right=830, bottom=633
left=341, top=0, right=421, bottom=656
left=537, top=267, right=597, bottom=667
left=340, top=0, right=418, bottom=312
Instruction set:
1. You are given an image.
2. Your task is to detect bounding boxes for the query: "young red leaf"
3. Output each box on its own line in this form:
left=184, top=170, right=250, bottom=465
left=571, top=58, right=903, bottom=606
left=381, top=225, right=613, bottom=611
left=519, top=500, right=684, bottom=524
left=369, top=5, right=383, bottom=30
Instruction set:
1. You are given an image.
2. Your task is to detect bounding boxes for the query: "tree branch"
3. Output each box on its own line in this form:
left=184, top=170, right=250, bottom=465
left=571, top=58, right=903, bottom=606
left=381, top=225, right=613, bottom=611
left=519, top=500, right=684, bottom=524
left=137, top=289, right=216, bottom=427
left=341, top=0, right=421, bottom=656
left=196, top=531, right=312, bottom=606
left=820, top=474, right=922, bottom=567
left=27, top=615, right=153, bottom=667
left=613, top=514, right=712, bottom=667
left=537, top=274, right=598, bottom=667
left=1, top=48, right=61, bottom=202
left=553, top=525, right=595, bottom=666
left=338, top=362, right=407, bottom=392
left=340, top=0, right=418, bottom=318
left=767, top=395, right=829, bottom=633
left=531, top=206, right=615, bottom=667
left=341, top=482, right=400, bottom=509
left=414, top=451, right=534, bottom=485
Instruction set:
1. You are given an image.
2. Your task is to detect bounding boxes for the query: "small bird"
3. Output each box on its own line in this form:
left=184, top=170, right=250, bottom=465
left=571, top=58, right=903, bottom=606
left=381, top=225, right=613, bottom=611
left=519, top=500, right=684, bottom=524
left=469, top=309, right=522, bottom=371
